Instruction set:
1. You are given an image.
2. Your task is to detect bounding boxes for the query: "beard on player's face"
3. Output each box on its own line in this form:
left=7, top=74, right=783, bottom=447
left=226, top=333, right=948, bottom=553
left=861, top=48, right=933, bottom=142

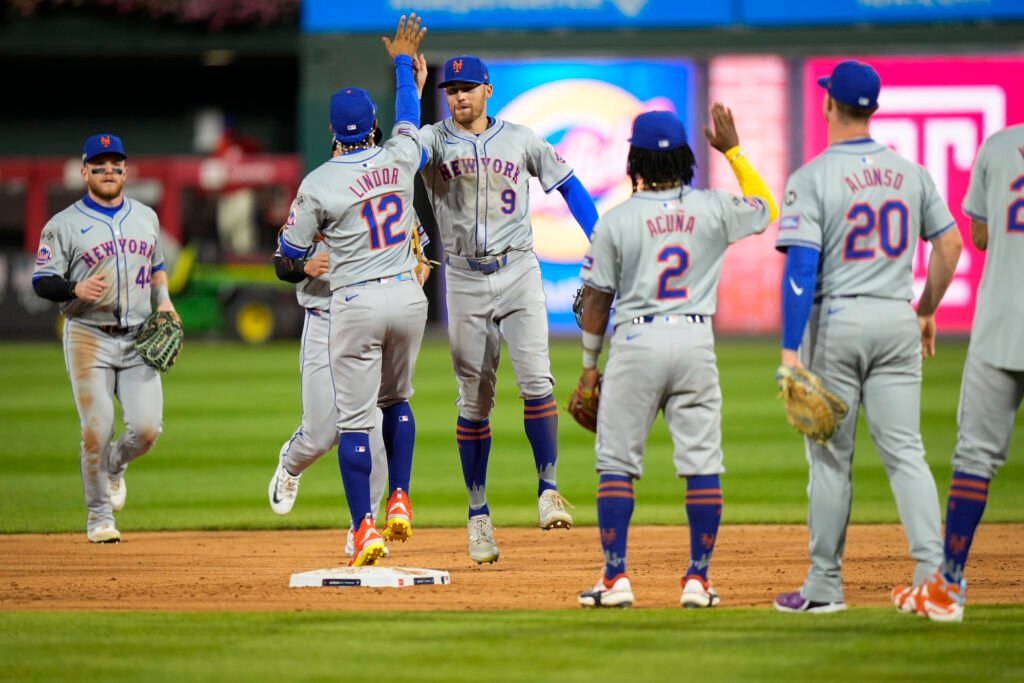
left=84, top=162, right=127, bottom=202
left=447, top=84, right=490, bottom=125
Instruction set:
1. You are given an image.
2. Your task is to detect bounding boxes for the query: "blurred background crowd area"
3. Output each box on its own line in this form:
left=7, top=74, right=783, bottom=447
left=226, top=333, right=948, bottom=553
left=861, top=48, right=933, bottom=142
left=1, top=0, right=1021, bottom=342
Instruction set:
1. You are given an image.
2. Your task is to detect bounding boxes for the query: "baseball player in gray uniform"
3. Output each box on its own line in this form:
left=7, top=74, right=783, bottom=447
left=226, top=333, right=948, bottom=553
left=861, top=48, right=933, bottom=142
left=269, top=237, right=388, bottom=552
left=278, top=15, right=427, bottom=567
left=773, top=61, right=963, bottom=613
left=270, top=206, right=433, bottom=558
left=32, top=133, right=178, bottom=543
left=418, top=54, right=599, bottom=564
left=892, top=123, right=1024, bottom=623
left=575, top=107, right=777, bottom=608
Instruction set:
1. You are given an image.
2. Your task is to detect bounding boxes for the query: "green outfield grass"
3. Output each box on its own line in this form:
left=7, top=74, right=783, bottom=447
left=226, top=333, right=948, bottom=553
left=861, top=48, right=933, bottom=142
left=1, top=608, right=1022, bottom=683
left=0, top=336, right=1021, bottom=533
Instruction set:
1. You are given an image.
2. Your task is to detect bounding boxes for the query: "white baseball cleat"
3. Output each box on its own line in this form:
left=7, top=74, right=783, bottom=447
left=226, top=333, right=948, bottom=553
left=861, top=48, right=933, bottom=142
left=468, top=514, right=500, bottom=564
left=579, top=575, right=634, bottom=608
left=268, top=459, right=300, bottom=515
left=680, top=575, right=721, bottom=608
left=108, top=476, right=126, bottom=513
left=538, top=489, right=573, bottom=530
left=87, top=523, right=121, bottom=544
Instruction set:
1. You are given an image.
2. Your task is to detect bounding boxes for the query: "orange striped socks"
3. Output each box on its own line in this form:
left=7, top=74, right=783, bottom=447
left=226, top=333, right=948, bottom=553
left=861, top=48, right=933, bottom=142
left=524, top=394, right=559, bottom=496
left=597, top=474, right=634, bottom=581
left=943, top=471, right=990, bottom=583
left=685, top=475, right=723, bottom=581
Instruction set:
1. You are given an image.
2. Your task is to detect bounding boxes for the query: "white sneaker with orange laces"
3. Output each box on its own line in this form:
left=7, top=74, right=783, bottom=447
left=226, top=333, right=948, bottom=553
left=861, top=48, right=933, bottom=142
left=892, top=570, right=965, bottom=623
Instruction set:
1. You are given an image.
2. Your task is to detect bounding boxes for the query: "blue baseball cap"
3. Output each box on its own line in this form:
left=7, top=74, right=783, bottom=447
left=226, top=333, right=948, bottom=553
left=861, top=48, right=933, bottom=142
left=438, top=56, right=489, bottom=89
left=330, top=87, right=377, bottom=144
left=82, top=134, right=127, bottom=163
left=629, top=111, right=687, bottom=151
left=818, top=60, right=881, bottom=109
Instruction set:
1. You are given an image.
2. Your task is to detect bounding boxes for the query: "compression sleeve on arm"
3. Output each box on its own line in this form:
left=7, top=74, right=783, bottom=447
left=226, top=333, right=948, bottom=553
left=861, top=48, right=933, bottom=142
left=274, top=254, right=308, bottom=284
left=394, top=55, right=419, bottom=127
left=781, top=245, right=820, bottom=351
left=556, top=175, right=598, bottom=239
left=32, top=274, right=76, bottom=302
left=724, top=146, right=779, bottom=222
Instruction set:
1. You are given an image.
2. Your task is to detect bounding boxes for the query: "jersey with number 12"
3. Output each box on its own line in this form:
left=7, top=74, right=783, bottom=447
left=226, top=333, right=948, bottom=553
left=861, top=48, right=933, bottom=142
left=284, top=122, right=420, bottom=289
left=777, top=139, right=956, bottom=300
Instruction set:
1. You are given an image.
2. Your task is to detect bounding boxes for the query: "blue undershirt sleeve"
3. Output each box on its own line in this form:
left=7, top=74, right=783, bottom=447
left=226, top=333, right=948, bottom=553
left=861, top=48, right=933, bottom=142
left=781, top=245, right=820, bottom=351
left=556, top=175, right=598, bottom=239
left=393, top=55, right=419, bottom=127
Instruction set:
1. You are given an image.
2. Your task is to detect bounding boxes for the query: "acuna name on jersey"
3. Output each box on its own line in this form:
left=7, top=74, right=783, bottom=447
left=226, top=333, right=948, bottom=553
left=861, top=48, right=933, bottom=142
left=647, top=211, right=696, bottom=238
left=80, top=238, right=156, bottom=267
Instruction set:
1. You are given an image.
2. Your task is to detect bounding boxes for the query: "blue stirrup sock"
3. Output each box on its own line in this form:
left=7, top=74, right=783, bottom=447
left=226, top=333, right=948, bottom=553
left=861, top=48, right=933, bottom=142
left=524, top=394, right=559, bottom=496
left=381, top=402, right=415, bottom=495
left=597, top=473, right=634, bottom=582
left=338, top=431, right=373, bottom=525
left=457, top=416, right=491, bottom=518
left=943, top=470, right=990, bottom=583
left=685, top=475, right=723, bottom=581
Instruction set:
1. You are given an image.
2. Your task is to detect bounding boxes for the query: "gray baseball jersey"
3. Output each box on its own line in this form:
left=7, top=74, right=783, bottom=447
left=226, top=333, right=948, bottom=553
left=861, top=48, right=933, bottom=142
left=33, top=197, right=166, bottom=536
left=580, top=186, right=769, bottom=478
left=777, top=139, right=950, bottom=602
left=419, top=117, right=573, bottom=256
left=283, top=122, right=421, bottom=288
left=581, top=187, right=770, bottom=328
left=34, top=198, right=166, bottom=326
left=777, top=140, right=955, bottom=299
left=962, top=123, right=1024, bottom=371
left=952, top=124, right=1024, bottom=481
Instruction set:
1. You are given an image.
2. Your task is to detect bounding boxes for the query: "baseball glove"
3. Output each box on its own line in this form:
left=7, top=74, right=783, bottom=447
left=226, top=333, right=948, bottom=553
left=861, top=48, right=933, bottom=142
left=775, top=365, right=848, bottom=444
left=572, top=287, right=585, bottom=329
left=567, top=374, right=601, bottom=432
left=135, top=311, right=184, bottom=373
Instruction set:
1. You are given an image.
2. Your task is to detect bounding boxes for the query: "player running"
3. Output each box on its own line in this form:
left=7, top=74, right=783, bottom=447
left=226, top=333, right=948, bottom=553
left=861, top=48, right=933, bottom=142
left=575, top=106, right=777, bottom=608
left=32, top=133, right=178, bottom=543
left=417, top=54, right=599, bottom=564
left=892, top=123, right=1024, bottom=622
left=278, top=14, right=427, bottom=566
left=773, top=61, right=963, bottom=613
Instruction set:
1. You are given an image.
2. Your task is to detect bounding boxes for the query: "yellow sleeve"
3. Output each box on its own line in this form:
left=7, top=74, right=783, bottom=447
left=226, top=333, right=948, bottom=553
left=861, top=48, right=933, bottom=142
left=724, top=146, right=779, bottom=223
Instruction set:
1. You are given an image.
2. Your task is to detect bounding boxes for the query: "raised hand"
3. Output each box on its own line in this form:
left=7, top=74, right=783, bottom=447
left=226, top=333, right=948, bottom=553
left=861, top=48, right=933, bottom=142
left=703, top=102, right=740, bottom=154
left=413, top=53, right=428, bottom=96
left=382, top=13, right=427, bottom=59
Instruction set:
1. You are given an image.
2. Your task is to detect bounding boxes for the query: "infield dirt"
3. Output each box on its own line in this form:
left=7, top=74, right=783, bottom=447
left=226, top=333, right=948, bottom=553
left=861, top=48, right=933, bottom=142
left=2, top=524, right=1021, bottom=611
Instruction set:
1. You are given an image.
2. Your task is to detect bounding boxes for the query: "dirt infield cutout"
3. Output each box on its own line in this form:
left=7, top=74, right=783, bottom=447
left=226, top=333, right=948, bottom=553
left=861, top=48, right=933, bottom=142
left=2, top=525, right=1021, bottom=611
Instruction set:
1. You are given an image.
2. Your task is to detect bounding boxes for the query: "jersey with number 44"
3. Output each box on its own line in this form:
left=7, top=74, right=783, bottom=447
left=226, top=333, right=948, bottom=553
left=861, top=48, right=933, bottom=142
left=581, top=187, right=770, bottom=328
left=32, top=198, right=165, bottom=327
left=283, top=122, right=420, bottom=289
left=776, top=139, right=956, bottom=300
